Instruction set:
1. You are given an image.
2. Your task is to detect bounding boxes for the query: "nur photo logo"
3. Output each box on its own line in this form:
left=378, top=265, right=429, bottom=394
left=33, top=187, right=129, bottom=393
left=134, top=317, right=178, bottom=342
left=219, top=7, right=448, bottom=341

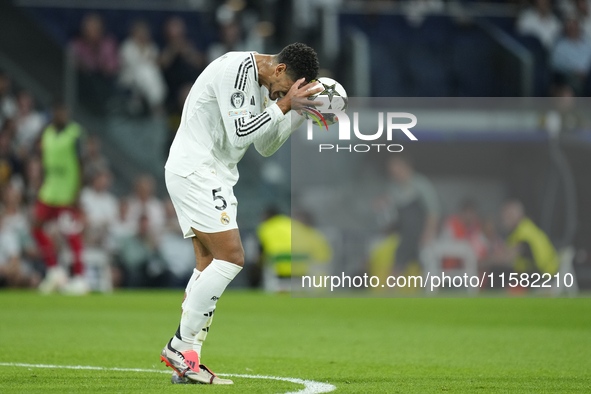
left=305, top=110, right=418, bottom=153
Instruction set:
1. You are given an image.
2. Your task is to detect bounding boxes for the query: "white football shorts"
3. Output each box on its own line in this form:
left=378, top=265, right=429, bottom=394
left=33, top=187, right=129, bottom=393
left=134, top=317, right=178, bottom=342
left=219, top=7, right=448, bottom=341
left=165, top=169, right=238, bottom=237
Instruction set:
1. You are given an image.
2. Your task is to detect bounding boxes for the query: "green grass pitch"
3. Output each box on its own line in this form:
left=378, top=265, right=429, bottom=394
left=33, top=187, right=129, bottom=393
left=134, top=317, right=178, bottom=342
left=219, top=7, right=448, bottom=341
left=0, top=290, right=590, bottom=393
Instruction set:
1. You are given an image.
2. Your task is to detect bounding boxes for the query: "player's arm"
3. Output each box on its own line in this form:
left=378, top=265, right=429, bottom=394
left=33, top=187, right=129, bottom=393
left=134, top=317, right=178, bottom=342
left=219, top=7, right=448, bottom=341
left=216, top=59, right=283, bottom=149
left=252, top=78, right=323, bottom=156
left=225, top=101, right=284, bottom=149
left=253, top=80, right=324, bottom=156
left=218, top=60, right=321, bottom=148
left=253, top=110, right=305, bottom=157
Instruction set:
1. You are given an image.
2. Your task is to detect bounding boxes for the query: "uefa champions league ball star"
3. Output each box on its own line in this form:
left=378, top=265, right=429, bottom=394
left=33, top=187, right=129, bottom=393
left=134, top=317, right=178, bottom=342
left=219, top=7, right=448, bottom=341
left=302, top=77, right=348, bottom=128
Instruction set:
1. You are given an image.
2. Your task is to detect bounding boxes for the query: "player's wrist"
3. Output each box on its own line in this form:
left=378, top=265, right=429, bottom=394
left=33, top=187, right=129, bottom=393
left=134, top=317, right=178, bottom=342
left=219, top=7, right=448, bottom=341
left=276, top=99, right=291, bottom=114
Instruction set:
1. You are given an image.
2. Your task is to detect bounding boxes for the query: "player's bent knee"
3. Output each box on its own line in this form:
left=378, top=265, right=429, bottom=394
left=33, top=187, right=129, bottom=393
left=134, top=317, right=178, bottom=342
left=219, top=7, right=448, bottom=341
left=225, top=250, right=244, bottom=267
left=210, top=244, right=244, bottom=267
left=216, top=244, right=244, bottom=267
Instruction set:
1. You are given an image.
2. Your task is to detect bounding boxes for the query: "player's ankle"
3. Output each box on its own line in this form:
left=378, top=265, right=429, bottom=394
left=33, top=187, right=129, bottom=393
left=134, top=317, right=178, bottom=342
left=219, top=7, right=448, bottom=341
left=171, top=336, right=192, bottom=352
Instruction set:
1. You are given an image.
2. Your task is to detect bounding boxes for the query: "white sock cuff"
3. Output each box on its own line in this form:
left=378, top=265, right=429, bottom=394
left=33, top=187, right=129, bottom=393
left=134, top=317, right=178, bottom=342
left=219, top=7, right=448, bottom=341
left=210, top=259, right=242, bottom=280
left=191, top=268, right=201, bottom=281
left=184, top=268, right=201, bottom=294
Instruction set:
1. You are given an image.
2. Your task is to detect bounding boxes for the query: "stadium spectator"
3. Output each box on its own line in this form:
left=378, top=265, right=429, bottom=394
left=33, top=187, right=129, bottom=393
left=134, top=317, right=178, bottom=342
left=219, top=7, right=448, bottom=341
left=558, top=0, right=591, bottom=19
left=119, top=20, right=167, bottom=113
left=441, top=199, right=488, bottom=260
left=166, top=82, right=191, bottom=150
left=159, top=16, right=205, bottom=109
left=207, top=20, right=246, bottom=63
left=0, top=116, right=16, bottom=139
left=80, top=169, right=118, bottom=250
left=82, top=135, right=109, bottom=184
left=0, top=214, right=25, bottom=287
left=576, top=0, right=591, bottom=40
left=80, top=169, right=118, bottom=292
left=378, top=155, right=440, bottom=275
left=33, top=101, right=87, bottom=295
left=550, top=79, right=576, bottom=97
left=23, top=155, right=42, bottom=205
left=158, top=198, right=195, bottom=287
left=109, top=198, right=135, bottom=253
left=0, top=70, right=17, bottom=125
left=403, top=0, right=444, bottom=27
left=127, top=174, right=165, bottom=237
left=70, top=13, right=119, bottom=114
left=291, top=210, right=332, bottom=275
left=551, top=18, right=591, bottom=95
left=367, top=230, right=401, bottom=292
left=485, top=200, right=559, bottom=276
left=257, top=208, right=332, bottom=292
left=14, top=90, right=46, bottom=158
left=516, top=0, right=562, bottom=49
left=257, top=207, right=292, bottom=292
left=115, top=214, right=168, bottom=287
left=502, top=200, right=558, bottom=275
left=481, top=217, right=505, bottom=260
left=71, top=13, right=119, bottom=76
left=0, top=186, right=40, bottom=288
left=0, top=127, right=23, bottom=189
left=1, top=185, right=37, bottom=262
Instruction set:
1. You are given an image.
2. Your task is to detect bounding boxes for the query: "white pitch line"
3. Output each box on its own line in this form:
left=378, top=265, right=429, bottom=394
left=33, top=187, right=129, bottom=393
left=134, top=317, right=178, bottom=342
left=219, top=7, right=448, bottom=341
left=0, top=362, right=336, bottom=394
left=219, top=373, right=336, bottom=394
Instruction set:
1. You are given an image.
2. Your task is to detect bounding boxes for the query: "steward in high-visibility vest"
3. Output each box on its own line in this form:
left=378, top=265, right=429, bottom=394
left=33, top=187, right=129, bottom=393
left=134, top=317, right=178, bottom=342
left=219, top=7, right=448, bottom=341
left=507, top=217, right=559, bottom=275
left=39, top=121, right=82, bottom=206
left=257, top=214, right=292, bottom=277
left=257, top=213, right=332, bottom=278
left=33, top=101, right=87, bottom=291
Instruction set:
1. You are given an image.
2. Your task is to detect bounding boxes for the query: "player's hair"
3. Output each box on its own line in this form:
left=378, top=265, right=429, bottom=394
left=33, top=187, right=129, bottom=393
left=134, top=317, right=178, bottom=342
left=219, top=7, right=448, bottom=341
left=276, top=43, right=319, bottom=82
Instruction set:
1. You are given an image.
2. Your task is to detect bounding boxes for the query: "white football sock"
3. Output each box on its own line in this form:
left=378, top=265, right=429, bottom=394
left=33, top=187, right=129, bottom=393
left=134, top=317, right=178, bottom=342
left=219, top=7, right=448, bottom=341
left=183, top=268, right=201, bottom=307
left=181, top=268, right=213, bottom=357
left=194, top=315, right=214, bottom=357
left=176, top=259, right=242, bottom=353
left=171, top=268, right=201, bottom=351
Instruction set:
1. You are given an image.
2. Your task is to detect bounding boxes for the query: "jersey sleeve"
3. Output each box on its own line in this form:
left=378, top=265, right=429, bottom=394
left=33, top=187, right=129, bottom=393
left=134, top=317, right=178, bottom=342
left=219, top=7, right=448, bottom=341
left=254, top=110, right=305, bottom=157
left=216, top=54, right=286, bottom=149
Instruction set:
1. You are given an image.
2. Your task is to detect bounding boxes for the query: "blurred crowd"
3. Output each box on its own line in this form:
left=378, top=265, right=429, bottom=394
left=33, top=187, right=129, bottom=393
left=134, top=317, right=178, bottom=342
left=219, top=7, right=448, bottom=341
left=347, top=0, right=591, bottom=97
left=70, top=8, right=261, bottom=120
left=0, top=69, right=198, bottom=292
left=1, top=0, right=584, bottom=293
left=0, top=3, right=271, bottom=292
left=368, top=155, right=561, bottom=292
left=516, top=0, right=591, bottom=96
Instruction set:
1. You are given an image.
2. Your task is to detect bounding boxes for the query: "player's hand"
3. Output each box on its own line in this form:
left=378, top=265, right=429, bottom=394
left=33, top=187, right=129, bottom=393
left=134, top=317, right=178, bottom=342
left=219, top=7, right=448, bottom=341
left=277, top=78, right=324, bottom=114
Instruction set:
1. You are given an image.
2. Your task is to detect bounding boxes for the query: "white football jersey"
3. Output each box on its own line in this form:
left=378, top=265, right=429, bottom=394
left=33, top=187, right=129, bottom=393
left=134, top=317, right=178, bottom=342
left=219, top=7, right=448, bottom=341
left=165, top=51, right=301, bottom=186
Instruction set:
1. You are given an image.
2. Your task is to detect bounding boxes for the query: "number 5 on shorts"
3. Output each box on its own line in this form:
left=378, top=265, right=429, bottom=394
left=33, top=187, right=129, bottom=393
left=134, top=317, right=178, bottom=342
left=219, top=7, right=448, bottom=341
left=212, top=188, right=227, bottom=211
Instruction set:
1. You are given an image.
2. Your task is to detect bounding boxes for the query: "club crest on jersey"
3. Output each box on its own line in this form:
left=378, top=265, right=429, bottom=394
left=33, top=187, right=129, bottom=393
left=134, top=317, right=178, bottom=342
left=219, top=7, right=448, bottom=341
left=231, top=91, right=245, bottom=108
left=221, top=212, right=231, bottom=225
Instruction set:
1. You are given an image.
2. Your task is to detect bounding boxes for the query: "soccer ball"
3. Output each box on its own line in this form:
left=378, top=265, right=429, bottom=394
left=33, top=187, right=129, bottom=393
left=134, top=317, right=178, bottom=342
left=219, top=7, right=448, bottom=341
left=304, top=77, right=348, bottom=127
